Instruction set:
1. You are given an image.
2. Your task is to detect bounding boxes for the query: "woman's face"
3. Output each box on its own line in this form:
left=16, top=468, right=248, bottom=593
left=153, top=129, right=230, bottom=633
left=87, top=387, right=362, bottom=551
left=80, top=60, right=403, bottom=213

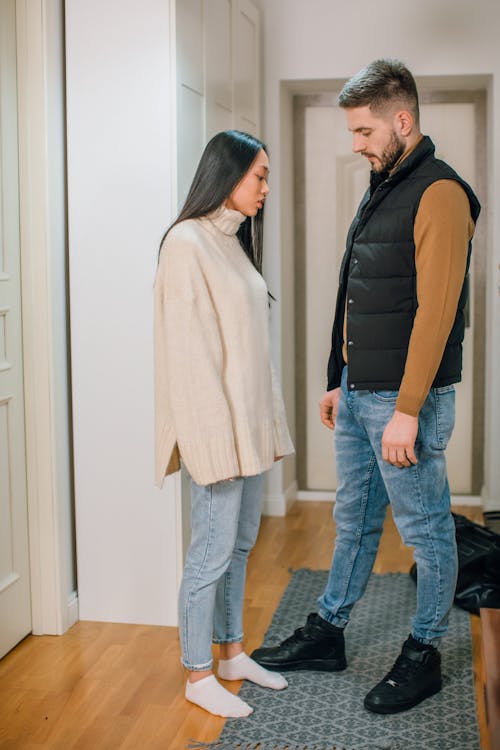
left=225, top=148, right=270, bottom=216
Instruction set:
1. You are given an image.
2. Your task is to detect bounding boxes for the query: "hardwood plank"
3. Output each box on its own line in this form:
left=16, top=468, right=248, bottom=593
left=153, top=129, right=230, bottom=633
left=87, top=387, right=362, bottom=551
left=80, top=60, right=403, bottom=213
left=480, top=608, right=500, bottom=750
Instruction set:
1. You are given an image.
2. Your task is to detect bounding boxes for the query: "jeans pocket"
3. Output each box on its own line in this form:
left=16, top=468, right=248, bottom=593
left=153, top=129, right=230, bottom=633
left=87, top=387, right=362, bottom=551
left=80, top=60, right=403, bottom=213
left=434, top=384, right=455, bottom=395
left=372, top=390, right=399, bottom=403
left=432, top=386, right=455, bottom=450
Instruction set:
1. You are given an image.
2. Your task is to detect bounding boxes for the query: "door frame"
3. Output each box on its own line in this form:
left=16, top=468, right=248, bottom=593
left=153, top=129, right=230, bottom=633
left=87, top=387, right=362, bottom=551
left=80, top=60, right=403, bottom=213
left=16, top=0, right=76, bottom=635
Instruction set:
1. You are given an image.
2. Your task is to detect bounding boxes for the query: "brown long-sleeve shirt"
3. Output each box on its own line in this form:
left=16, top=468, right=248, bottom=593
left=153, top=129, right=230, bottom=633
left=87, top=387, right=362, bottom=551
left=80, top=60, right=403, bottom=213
left=396, top=179, right=475, bottom=415
left=343, top=145, right=475, bottom=416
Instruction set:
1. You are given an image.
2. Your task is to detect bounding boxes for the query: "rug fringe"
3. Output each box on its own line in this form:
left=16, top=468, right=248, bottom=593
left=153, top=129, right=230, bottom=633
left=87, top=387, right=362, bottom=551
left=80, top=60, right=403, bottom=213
left=186, top=739, right=403, bottom=750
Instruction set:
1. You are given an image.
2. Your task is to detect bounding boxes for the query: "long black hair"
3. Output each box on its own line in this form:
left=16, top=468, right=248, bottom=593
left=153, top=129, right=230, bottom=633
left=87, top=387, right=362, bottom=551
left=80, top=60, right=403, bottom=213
left=160, top=130, right=268, bottom=273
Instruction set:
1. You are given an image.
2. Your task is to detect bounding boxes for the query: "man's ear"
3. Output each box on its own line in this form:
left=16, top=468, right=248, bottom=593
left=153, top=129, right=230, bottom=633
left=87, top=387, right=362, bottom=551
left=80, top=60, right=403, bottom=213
left=394, top=109, right=414, bottom=137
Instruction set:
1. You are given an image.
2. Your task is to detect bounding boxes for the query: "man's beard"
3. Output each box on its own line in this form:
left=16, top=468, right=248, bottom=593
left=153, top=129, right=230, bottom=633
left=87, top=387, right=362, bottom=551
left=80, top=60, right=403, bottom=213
left=372, top=131, right=405, bottom=173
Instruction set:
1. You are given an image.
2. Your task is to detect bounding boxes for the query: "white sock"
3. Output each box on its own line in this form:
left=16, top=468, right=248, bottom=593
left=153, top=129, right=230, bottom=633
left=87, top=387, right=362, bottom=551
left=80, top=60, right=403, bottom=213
left=218, top=651, right=288, bottom=690
left=185, top=674, right=253, bottom=718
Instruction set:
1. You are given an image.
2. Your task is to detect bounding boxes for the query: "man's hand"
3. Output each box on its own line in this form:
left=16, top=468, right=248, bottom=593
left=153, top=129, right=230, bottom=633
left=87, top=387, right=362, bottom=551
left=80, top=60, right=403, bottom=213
left=319, top=388, right=341, bottom=430
left=381, top=410, right=419, bottom=468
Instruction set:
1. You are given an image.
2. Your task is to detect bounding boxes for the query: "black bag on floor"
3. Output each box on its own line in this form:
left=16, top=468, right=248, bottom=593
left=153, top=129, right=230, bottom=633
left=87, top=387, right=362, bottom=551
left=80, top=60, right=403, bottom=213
left=409, top=512, right=500, bottom=615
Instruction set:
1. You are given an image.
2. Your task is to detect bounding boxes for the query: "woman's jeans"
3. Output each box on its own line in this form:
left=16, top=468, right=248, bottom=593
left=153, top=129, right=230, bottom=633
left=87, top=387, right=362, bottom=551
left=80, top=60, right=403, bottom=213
left=179, top=473, right=265, bottom=671
left=318, top=367, right=458, bottom=646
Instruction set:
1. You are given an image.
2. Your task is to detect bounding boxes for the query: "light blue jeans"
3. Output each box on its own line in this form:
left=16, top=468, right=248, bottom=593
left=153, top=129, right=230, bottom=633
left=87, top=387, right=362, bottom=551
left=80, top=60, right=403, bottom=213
left=318, top=367, right=458, bottom=646
left=179, top=473, right=265, bottom=670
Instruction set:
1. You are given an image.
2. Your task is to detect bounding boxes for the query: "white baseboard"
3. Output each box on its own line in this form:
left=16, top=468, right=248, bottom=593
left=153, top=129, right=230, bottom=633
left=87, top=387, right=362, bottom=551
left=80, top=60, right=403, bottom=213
left=451, top=495, right=483, bottom=507
left=296, top=490, right=483, bottom=508
left=481, top=494, right=500, bottom=513
left=67, top=591, right=79, bottom=629
left=296, top=490, right=336, bottom=502
left=262, top=480, right=298, bottom=517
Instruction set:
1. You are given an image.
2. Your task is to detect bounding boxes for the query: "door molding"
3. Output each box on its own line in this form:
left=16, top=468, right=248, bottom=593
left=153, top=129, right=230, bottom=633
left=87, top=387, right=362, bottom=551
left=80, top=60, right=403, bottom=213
left=418, top=89, right=487, bottom=494
left=16, top=0, right=75, bottom=635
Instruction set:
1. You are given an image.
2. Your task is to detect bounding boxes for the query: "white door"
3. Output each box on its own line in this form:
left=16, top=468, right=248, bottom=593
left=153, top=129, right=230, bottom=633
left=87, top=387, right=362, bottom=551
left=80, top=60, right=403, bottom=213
left=302, top=104, right=369, bottom=491
left=0, top=0, right=32, bottom=658
left=176, top=0, right=261, bottom=205
left=300, top=98, right=480, bottom=495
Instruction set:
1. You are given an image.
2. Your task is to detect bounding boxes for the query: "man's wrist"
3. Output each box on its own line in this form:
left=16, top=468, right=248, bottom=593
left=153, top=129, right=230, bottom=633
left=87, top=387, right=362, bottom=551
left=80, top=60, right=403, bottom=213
left=395, top=394, right=420, bottom=418
left=393, top=408, right=419, bottom=422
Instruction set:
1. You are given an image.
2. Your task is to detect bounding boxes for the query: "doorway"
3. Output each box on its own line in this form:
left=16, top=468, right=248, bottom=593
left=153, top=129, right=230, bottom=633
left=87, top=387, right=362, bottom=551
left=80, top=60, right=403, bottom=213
left=294, top=84, right=487, bottom=497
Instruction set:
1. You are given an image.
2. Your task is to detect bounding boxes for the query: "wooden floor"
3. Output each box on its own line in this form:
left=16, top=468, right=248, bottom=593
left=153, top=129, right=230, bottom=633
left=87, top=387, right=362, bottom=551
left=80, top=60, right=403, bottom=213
left=0, top=502, right=486, bottom=750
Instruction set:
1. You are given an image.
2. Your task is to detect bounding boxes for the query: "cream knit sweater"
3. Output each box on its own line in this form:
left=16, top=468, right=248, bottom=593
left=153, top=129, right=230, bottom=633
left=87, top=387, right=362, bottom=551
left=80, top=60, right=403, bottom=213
left=154, top=205, right=294, bottom=487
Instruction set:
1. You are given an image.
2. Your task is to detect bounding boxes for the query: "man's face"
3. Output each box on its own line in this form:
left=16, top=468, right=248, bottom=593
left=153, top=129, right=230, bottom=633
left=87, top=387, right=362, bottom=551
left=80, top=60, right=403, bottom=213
left=344, top=105, right=406, bottom=173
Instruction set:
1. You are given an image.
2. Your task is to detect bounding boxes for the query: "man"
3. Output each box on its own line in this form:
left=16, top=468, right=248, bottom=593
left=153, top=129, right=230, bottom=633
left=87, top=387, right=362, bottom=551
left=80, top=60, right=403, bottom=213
left=252, top=59, right=480, bottom=714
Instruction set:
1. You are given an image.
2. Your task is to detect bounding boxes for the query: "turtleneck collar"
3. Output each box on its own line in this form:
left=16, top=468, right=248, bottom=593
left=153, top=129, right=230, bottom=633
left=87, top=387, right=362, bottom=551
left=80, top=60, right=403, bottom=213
left=205, top=204, right=246, bottom=236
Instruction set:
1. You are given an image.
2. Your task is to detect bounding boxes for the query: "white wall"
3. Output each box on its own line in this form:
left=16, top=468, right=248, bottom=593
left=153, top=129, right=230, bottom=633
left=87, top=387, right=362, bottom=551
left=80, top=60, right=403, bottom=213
left=66, top=0, right=180, bottom=625
left=259, top=0, right=500, bottom=511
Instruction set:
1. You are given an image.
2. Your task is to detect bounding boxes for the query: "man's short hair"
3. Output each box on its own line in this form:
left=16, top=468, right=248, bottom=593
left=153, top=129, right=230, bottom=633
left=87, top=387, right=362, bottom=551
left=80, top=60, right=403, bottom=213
left=338, top=59, right=420, bottom=125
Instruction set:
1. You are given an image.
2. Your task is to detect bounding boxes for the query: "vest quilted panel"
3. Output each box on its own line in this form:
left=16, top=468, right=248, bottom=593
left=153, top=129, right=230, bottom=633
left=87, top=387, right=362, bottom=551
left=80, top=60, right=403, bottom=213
left=327, top=136, right=481, bottom=392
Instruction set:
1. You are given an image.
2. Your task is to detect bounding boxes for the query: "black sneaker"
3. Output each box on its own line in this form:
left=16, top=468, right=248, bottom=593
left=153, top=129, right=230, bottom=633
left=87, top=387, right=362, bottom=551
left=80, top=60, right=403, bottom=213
left=251, top=613, right=347, bottom=672
left=364, top=635, right=442, bottom=714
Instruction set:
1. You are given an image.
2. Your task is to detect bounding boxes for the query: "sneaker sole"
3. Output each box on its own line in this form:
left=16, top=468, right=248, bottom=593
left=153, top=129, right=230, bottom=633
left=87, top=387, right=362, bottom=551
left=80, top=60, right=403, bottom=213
left=363, top=680, right=442, bottom=714
left=253, top=657, right=347, bottom=673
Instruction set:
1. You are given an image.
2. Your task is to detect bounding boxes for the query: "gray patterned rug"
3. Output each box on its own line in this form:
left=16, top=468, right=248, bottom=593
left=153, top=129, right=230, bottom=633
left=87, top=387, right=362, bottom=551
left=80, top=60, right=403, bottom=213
left=188, top=569, right=481, bottom=750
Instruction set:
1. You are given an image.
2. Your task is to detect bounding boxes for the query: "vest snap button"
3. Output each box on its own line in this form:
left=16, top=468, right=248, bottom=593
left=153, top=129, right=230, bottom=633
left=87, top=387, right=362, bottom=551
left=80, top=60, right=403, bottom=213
left=350, top=384, right=355, bottom=389
left=348, top=340, right=353, bottom=346
left=348, top=298, right=354, bottom=304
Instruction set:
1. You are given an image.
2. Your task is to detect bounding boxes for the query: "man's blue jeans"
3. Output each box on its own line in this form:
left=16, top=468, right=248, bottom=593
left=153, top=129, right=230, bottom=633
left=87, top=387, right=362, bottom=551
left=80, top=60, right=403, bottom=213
left=318, top=367, right=458, bottom=646
left=178, top=473, right=265, bottom=670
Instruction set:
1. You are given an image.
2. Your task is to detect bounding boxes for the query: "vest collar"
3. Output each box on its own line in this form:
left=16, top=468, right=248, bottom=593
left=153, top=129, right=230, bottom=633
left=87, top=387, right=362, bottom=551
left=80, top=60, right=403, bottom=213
left=387, top=135, right=435, bottom=184
left=369, top=136, right=435, bottom=196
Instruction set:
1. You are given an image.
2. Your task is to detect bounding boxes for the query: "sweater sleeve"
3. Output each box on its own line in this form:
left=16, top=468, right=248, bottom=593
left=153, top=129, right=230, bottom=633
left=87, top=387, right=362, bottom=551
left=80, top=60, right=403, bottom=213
left=159, top=235, right=241, bottom=484
left=395, top=180, right=475, bottom=416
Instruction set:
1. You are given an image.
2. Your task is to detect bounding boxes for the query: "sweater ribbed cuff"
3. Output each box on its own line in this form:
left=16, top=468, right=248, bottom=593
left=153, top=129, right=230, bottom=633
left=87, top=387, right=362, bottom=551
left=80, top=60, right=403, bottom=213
left=180, top=432, right=240, bottom=486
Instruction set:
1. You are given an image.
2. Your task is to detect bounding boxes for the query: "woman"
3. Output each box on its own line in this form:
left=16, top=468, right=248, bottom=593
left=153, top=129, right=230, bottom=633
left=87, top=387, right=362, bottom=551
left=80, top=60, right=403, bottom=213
left=154, top=130, right=294, bottom=717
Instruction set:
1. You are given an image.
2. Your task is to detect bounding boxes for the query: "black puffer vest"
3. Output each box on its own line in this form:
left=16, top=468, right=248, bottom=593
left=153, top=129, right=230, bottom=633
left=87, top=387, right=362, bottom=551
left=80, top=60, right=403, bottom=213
left=327, top=136, right=481, bottom=392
